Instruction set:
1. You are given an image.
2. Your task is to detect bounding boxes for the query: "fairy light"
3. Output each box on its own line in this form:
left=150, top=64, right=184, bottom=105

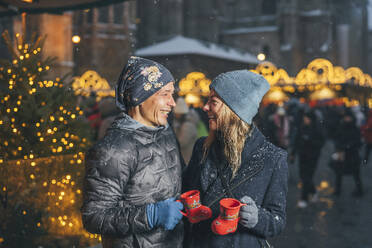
left=0, top=32, right=92, bottom=240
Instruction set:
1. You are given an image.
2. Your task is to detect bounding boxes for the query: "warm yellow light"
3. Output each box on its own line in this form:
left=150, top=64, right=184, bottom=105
left=29, top=154, right=34, bottom=159
left=12, top=128, right=17, bottom=133
left=71, top=114, right=76, bottom=119
left=22, top=210, right=27, bottom=215
left=37, top=132, right=41, bottom=136
left=320, top=181, right=329, bottom=189
left=72, top=35, right=81, bottom=44
left=30, top=174, right=35, bottom=179
left=257, top=53, right=266, bottom=61
left=40, top=137, right=44, bottom=141
left=36, top=122, right=40, bottom=127
left=47, top=129, right=52, bottom=134
left=31, top=162, right=36, bottom=167
left=18, top=146, right=22, bottom=151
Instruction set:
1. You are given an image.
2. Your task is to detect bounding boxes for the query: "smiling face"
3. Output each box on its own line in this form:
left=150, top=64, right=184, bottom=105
left=203, top=90, right=224, bottom=131
left=131, top=82, right=176, bottom=127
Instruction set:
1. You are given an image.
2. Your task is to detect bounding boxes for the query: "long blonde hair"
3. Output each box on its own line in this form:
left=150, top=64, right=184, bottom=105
left=202, top=104, right=251, bottom=178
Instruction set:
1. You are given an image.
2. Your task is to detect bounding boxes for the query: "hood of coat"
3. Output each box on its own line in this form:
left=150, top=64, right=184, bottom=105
left=108, top=112, right=170, bottom=143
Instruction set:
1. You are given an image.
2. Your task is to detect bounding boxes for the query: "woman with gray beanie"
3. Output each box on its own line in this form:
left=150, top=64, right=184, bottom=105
left=183, top=70, right=288, bottom=247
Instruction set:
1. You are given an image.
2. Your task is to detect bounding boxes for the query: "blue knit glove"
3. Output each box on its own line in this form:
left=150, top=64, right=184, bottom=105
left=146, top=197, right=184, bottom=230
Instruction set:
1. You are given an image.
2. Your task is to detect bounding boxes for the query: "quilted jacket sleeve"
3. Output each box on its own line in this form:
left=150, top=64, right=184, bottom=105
left=248, top=152, right=288, bottom=238
left=81, top=141, right=151, bottom=236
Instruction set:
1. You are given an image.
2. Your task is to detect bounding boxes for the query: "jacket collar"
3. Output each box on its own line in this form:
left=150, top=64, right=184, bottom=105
left=109, top=112, right=169, bottom=142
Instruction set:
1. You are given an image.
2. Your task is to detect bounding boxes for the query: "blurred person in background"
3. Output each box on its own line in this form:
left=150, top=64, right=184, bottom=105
left=291, top=110, right=324, bottom=208
left=361, top=109, right=372, bottom=164
left=332, top=109, right=364, bottom=197
left=173, top=97, right=199, bottom=164
left=272, top=106, right=290, bottom=149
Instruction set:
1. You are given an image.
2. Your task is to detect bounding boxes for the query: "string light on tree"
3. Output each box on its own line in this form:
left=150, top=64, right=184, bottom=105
left=0, top=31, right=95, bottom=246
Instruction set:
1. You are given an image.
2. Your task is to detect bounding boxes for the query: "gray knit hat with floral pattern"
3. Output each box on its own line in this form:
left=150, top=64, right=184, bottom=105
left=116, top=56, right=174, bottom=112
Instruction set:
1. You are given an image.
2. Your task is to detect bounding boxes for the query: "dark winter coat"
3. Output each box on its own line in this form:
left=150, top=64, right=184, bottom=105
left=361, top=110, right=372, bottom=143
left=333, top=119, right=362, bottom=174
left=81, top=113, right=184, bottom=248
left=183, top=126, right=288, bottom=248
left=293, top=116, right=324, bottom=160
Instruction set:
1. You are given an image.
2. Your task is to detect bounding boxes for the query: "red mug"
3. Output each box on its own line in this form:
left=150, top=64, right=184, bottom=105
left=178, top=190, right=212, bottom=224
left=211, top=198, right=246, bottom=235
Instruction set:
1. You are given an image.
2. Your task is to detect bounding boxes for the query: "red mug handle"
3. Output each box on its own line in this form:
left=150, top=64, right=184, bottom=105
left=176, top=200, right=188, bottom=216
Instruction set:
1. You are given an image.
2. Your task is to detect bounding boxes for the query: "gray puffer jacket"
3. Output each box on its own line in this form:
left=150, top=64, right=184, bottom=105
left=81, top=112, right=184, bottom=248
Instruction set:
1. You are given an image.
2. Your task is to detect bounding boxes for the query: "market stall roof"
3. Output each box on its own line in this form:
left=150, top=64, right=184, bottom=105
left=0, top=0, right=127, bottom=17
left=135, top=35, right=259, bottom=64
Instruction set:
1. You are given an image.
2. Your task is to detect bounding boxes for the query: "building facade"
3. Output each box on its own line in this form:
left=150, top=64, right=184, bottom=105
left=136, top=0, right=369, bottom=75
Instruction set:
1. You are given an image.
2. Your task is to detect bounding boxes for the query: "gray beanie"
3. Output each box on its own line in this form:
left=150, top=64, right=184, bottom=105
left=210, top=70, right=270, bottom=124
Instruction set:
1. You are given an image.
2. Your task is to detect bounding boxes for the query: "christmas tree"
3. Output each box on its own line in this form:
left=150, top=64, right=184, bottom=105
left=0, top=31, right=97, bottom=247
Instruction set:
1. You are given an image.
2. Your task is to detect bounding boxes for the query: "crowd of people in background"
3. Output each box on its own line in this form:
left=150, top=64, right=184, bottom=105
left=257, top=101, right=368, bottom=208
